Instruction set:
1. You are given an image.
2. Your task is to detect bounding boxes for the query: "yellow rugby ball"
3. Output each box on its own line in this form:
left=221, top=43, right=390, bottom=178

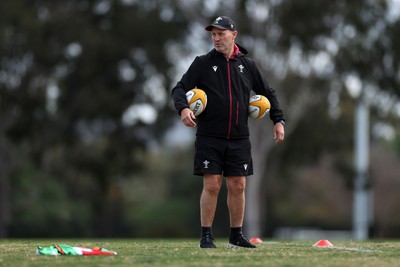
left=186, top=88, right=207, bottom=116
left=248, top=95, right=270, bottom=119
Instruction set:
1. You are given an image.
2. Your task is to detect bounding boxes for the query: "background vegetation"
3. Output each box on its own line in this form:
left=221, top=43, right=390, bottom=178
left=0, top=0, right=399, bottom=239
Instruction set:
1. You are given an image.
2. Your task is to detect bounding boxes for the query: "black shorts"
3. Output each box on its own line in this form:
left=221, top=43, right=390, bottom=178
left=194, top=136, right=253, bottom=177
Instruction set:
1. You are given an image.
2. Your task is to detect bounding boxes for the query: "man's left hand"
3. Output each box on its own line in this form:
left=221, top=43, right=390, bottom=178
left=274, top=123, right=285, bottom=144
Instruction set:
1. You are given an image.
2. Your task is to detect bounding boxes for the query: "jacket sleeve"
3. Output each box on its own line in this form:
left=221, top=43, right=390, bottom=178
left=171, top=56, right=203, bottom=115
left=249, top=59, right=285, bottom=124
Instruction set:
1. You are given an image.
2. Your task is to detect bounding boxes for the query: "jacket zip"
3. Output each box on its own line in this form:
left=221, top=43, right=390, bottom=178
left=236, top=101, right=239, bottom=125
left=227, top=59, right=232, bottom=139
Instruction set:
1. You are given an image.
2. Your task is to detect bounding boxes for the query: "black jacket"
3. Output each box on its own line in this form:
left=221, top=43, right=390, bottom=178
left=172, top=44, right=285, bottom=139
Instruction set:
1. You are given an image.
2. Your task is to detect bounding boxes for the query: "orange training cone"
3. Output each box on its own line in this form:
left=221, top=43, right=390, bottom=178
left=313, top=240, right=334, bottom=247
left=249, top=237, right=263, bottom=244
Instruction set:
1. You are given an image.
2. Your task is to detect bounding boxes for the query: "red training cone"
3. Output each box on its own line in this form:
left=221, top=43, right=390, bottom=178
left=313, top=240, right=334, bottom=247
left=249, top=237, right=263, bottom=244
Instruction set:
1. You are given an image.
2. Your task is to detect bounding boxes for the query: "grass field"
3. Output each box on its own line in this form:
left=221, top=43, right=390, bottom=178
left=1, top=239, right=400, bottom=267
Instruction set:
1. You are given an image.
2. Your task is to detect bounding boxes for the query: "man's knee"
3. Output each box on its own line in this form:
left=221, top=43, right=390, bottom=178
left=227, top=176, right=246, bottom=193
left=203, top=175, right=222, bottom=194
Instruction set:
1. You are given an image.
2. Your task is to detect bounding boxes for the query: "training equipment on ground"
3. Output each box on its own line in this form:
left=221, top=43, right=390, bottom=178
left=248, top=95, right=271, bottom=119
left=186, top=88, right=207, bottom=116
left=36, top=244, right=117, bottom=256
left=249, top=237, right=263, bottom=244
left=313, top=240, right=334, bottom=247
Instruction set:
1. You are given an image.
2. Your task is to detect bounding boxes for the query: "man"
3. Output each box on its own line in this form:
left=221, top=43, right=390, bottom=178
left=171, top=16, right=285, bottom=249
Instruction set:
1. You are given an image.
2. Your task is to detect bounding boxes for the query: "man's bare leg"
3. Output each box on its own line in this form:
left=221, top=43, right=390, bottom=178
left=226, top=176, right=246, bottom=227
left=199, top=174, right=222, bottom=248
left=226, top=176, right=256, bottom=248
left=200, top=174, right=222, bottom=227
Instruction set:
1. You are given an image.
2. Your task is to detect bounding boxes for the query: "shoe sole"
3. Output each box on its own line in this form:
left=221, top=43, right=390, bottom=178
left=199, top=244, right=216, bottom=249
left=227, top=243, right=256, bottom=249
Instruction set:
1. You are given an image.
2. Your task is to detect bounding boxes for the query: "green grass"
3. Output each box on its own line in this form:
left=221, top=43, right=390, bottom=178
left=1, top=239, right=400, bottom=267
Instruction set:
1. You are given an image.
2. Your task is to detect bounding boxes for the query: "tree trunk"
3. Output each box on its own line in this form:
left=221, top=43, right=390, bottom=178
left=245, top=120, right=274, bottom=238
left=0, top=139, right=10, bottom=238
left=245, top=89, right=311, bottom=238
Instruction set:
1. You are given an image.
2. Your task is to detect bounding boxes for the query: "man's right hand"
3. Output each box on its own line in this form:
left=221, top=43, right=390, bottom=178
left=181, top=108, right=197, bottom=127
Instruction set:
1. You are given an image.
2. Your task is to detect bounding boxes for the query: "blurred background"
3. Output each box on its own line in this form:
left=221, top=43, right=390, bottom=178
left=1, top=0, right=399, bottom=240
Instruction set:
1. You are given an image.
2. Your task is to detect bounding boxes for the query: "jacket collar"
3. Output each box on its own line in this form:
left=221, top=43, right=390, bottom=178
left=211, top=43, right=248, bottom=59
left=229, top=44, right=240, bottom=59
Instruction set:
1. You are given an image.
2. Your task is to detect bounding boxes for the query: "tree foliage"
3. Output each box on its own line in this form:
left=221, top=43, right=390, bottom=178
left=1, top=0, right=399, bottom=238
left=0, top=0, right=187, bottom=237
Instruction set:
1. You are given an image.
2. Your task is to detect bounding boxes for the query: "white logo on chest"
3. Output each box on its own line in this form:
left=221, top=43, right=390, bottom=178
left=212, top=66, right=218, bottom=72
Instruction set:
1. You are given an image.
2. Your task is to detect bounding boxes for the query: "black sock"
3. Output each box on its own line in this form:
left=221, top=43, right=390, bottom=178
left=230, top=227, right=243, bottom=238
left=201, top=227, right=213, bottom=237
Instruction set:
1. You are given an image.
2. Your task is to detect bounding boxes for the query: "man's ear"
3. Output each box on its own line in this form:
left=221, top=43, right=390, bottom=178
left=232, top=30, right=238, bottom=39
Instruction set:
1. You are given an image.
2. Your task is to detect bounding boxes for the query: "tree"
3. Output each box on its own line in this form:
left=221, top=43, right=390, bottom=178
left=0, top=0, right=188, bottom=237
left=172, top=0, right=400, bottom=238
left=1, top=0, right=399, bottom=239
left=244, top=0, right=400, bottom=237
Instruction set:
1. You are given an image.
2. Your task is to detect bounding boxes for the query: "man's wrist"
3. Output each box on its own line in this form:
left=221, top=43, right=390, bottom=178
left=275, top=120, right=285, bottom=126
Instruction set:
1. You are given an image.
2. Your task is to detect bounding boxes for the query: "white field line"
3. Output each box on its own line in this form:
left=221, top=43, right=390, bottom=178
left=314, top=246, right=382, bottom=253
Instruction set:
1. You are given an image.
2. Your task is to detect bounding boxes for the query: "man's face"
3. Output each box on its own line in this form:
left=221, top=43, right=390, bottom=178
left=211, top=28, right=237, bottom=55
